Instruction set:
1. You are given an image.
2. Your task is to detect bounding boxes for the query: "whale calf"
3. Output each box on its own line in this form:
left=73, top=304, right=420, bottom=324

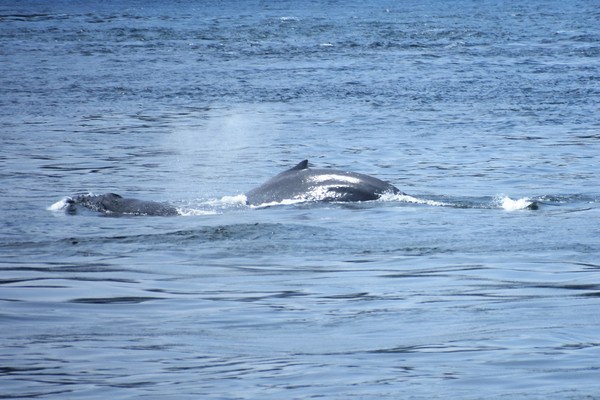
left=245, top=160, right=403, bottom=206
left=65, top=193, right=179, bottom=216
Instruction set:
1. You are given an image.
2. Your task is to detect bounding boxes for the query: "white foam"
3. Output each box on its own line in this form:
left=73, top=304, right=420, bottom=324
left=498, top=196, right=535, bottom=211
left=193, top=194, right=247, bottom=208
left=176, top=208, right=218, bottom=216
left=379, top=192, right=451, bottom=207
left=47, top=197, right=72, bottom=212
left=249, top=197, right=307, bottom=208
left=219, top=194, right=248, bottom=205
left=176, top=195, right=248, bottom=215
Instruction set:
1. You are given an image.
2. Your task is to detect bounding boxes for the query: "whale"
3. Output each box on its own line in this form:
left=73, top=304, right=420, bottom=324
left=65, top=193, right=179, bottom=216
left=245, top=160, right=403, bottom=206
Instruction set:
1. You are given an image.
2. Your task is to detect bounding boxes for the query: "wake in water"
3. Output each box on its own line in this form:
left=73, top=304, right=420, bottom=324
left=51, top=187, right=600, bottom=217
left=373, top=192, right=538, bottom=211
left=48, top=191, right=541, bottom=216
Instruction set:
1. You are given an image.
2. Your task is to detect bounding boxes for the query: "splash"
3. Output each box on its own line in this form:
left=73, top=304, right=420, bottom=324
left=497, top=196, right=538, bottom=211
left=47, top=197, right=72, bottom=212
left=219, top=194, right=248, bottom=206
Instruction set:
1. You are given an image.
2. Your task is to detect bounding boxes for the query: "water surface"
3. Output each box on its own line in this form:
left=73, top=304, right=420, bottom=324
left=1, top=1, right=600, bottom=398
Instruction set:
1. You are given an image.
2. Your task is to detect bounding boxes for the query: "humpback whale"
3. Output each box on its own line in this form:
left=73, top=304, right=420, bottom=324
left=65, top=193, right=179, bottom=216
left=245, top=160, right=403, bottom=206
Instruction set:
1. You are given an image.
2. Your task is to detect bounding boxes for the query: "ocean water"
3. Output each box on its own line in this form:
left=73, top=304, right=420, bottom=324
left=1, top=1, right=600, bottom=398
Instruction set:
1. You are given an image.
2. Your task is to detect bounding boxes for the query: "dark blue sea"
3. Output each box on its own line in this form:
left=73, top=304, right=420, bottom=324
left=2, top=1, right=600, bottom=398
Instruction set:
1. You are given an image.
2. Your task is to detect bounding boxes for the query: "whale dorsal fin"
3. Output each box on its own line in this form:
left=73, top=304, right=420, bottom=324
left=289, top=160, right=309, bottom=171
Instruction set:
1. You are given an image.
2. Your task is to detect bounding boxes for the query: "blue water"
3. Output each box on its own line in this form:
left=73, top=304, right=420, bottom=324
left=2, top=1, right=600, bottom=398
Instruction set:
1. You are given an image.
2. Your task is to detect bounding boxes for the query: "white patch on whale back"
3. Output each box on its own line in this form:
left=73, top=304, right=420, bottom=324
left=303, top=185, right=343, bottom=201
left=308, top=174, right=361, bottom=185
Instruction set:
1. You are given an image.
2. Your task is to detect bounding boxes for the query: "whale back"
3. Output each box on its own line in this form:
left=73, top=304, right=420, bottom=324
left=245, top=160, right=402, bottom=206
left=70, top=193, right=178, bottom=216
